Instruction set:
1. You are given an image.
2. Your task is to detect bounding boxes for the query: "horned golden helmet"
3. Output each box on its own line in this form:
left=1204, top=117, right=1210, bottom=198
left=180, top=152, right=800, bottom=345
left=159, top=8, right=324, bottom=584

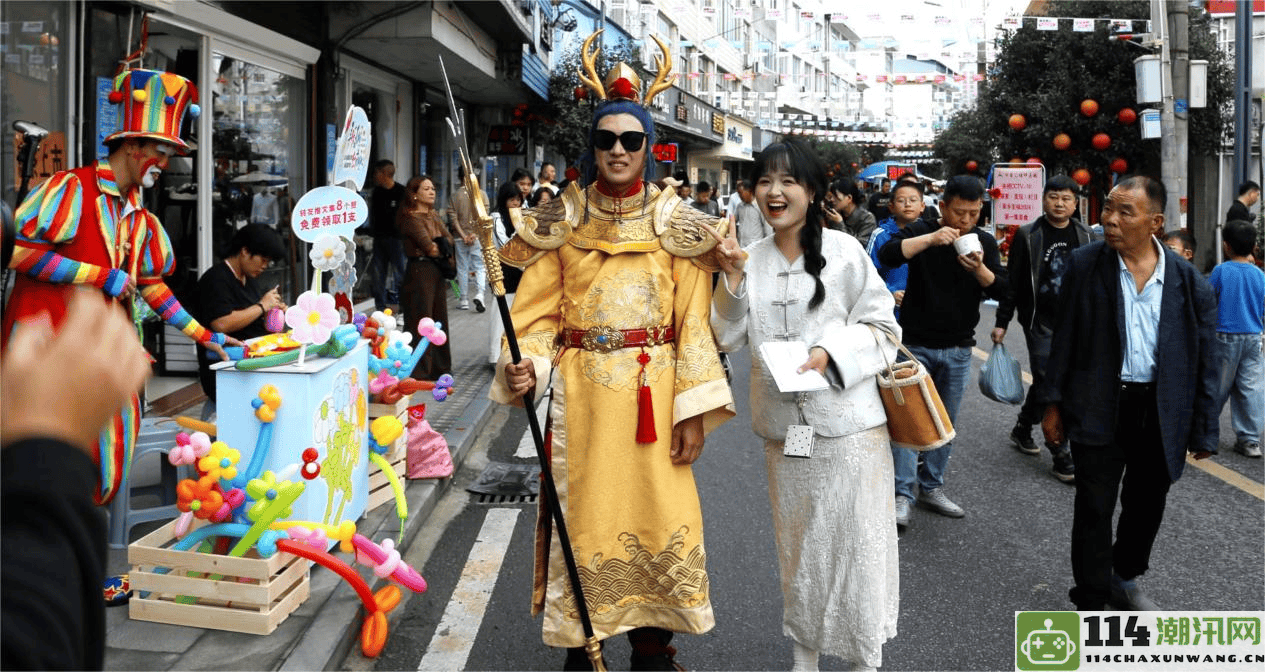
left=577, top=31, right=676, bottom=107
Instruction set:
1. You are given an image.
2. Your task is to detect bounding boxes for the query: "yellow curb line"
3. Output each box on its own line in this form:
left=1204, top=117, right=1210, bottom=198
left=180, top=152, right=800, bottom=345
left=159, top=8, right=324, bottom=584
left=971, top=347, right=1263, bottom=501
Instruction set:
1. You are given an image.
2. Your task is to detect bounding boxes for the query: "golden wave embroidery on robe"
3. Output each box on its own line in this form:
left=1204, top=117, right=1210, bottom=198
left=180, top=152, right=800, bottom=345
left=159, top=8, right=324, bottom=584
left=674, top=312, right=725, bottom=392
left=560, top=527, right=709, bottom=619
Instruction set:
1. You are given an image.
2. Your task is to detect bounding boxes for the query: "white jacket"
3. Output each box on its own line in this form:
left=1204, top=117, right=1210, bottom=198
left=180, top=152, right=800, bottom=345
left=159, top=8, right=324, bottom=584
left=711, top=229, right=900, bottom=440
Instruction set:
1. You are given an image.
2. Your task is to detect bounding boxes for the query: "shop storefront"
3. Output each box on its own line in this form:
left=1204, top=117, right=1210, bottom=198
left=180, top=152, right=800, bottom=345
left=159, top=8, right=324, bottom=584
left=647, top=85, right=723, bottom=183
left=691, top=114, right=754, bottom=197
left=2, top=2, right=319, bottom=373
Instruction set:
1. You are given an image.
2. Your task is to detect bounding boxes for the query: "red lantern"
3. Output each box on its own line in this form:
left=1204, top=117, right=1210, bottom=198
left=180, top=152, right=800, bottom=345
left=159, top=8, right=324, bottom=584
left=574, top=86, right=587, bottom=101
left=1110, top=157, right=1129, bottom=173
left=1052, top=133, right=1071, bottom=150
left=1072, top=168, right=1091, bottom=186
left=1009, top=114, right=1026, bottom=130
left=1091, top=133, right=1111, bottom=151
left=1080, top=99, right=1099, bottom=117
left=1117, top=108, right=1137, bottom=125
left=1026, top=157, right=1042, bottom=165
left=1009, top=156, right=1023, bottom=164
left=965, top=160, right=979, bottom=172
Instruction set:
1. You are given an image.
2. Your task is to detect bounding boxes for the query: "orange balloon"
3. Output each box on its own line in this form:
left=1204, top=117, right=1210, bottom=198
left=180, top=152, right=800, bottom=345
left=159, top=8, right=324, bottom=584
left=1072, top=169, right=1091, bottom=186
left=1026, top=157, right=1042, bottom=165
left=1110, top=158, right=1129, bottom=173
left=1081, top=99, right=1099, bottom=117
left=965, top=160, right=979, bottom=172
left=1117, top=108, right=1137, bottom=125
left=1052, top=133, right=1071, bottom=150
left=1009, top=114, right=1026, bottom=130
left=1091, top=133, right=1111, bottom=151
left=361, top=610, right=389, bottom=658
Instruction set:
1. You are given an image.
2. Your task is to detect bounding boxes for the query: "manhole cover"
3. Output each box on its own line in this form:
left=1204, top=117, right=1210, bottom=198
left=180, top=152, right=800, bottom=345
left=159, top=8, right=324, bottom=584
left=467, top=462, right=540, bottom=498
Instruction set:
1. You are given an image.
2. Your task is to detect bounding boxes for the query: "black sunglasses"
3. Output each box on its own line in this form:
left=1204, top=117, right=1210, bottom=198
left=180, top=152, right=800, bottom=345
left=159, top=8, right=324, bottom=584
left=593, top=130, right=646, bottom=152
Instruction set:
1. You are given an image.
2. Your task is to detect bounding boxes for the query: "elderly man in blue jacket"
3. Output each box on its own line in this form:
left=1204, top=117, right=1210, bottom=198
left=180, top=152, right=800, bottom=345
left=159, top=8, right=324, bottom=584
left=1036, top=175, right=1219, bottom=611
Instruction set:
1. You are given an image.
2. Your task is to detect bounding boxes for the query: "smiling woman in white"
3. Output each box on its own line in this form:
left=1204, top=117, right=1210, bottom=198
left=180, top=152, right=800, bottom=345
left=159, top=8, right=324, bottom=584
left=709, top=139, right=900, bottom=672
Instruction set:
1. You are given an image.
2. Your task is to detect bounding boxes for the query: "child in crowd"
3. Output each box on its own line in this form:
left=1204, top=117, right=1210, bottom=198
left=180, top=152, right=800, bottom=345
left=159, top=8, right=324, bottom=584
left=1162, top=229, right=1196, bottom=263
left=865, top=180, right=924, bottom=317
left=1209, top=220, right=1265, bottom=458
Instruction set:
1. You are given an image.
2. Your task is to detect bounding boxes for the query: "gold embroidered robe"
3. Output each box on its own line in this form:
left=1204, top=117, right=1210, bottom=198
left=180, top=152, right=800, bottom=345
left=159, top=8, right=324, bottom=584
left=489, top=181, right=735, bottom=646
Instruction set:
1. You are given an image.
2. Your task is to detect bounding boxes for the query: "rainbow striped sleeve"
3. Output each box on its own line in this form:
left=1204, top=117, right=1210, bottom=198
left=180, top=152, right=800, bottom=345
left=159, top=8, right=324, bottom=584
left=8, top=247, right=129, bottom=296
left=9, top=170, right=129, bottom=296
left=135, top=212, right=177, bottom=279
left=138, top=283, right=225, bottom=346
left=14, top=171, right=83, bottom=245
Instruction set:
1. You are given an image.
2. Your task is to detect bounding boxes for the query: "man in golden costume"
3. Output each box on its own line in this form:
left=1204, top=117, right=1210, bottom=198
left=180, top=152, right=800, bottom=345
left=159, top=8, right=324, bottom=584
left=491, top=33, right=735, bottom=671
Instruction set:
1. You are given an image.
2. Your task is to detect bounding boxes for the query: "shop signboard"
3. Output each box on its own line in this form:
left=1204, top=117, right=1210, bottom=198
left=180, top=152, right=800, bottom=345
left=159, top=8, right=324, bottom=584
left=332, top=106, right=371, bottom=190
left=96, top=77, right=118, bottom=160
left=991, top=164, right=1045, bottom=228
left=652, top=143, right=678, bottom=163
left=486, top=125, right=526, bottom=155
left=291, top=185, right=368, bottom=243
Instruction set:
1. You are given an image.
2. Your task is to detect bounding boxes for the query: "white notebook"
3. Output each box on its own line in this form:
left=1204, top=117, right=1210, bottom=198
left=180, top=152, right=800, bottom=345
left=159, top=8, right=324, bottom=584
left=758, top=341, right=830, bottom=393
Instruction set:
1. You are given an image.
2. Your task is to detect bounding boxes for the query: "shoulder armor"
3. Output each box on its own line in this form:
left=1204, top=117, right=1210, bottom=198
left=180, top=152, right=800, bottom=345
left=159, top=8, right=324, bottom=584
left=657, top=192, right=729, bottom=258
left=514, top=183, right=580, bottom=250
left=498, top=236, right=548, bottom=269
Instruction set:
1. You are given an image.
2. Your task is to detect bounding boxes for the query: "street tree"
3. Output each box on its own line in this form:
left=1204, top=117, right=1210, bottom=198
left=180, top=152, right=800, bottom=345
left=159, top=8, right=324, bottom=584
left=936, top=0, right=1231, bottom=202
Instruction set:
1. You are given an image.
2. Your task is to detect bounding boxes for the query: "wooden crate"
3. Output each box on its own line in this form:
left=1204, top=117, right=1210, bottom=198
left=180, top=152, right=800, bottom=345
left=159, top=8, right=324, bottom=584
left=367, top=397, right=409, bottom=420
left=128, top=519, right=310, bottom=635
left=366, top=442, right=407, bottom=514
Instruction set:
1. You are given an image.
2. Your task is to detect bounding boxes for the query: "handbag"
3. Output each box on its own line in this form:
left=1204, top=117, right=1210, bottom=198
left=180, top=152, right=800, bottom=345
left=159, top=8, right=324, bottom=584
left=869, top=326, right=956, bottom=451
left=979, top=343, right=1024, bottom=405
left=429, top=237, right=458, bottom=280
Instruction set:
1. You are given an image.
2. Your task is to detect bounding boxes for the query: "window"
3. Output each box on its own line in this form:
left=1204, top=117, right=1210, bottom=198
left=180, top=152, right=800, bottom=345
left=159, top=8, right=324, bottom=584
left=3, top=1, right=71, bottom=196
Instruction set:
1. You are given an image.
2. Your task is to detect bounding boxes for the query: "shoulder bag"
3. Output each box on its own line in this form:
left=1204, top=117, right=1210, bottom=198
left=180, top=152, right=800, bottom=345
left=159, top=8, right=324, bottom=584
left=869, top=325, right=956, bottom=451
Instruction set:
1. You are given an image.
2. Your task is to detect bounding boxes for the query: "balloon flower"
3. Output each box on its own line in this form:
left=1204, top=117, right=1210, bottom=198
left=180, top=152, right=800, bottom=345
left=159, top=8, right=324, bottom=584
left=309, top=234, right=347, bottom=273
left=286, top=291, right=340, bottom=365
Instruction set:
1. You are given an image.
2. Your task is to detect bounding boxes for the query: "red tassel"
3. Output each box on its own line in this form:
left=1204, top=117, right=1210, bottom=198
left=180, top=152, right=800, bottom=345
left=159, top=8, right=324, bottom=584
left=635, top=351, right=656, bottom=443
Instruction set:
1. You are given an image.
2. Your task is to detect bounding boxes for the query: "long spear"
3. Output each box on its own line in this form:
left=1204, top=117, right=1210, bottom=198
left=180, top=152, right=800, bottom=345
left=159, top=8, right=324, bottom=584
left=439, top=57, right=606, bottom=671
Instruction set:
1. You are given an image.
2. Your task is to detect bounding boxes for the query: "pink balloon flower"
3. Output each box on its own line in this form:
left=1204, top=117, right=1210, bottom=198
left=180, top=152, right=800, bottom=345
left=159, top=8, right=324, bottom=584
left=286, top=291, right=340, bottom=345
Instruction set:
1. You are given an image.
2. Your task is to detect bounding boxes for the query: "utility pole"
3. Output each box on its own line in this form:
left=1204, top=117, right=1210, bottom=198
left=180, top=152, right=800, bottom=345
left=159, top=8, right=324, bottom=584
left=1232, top=1, right=1254, bottom=191
left=1154, top=0, right=1187, bottom=231
left=1169, top=0, right=1188, bottom=231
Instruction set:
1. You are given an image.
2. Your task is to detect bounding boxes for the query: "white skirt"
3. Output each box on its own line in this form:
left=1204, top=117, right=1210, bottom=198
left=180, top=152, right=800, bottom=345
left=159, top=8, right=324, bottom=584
left=764, top=425, right=899, bottom=667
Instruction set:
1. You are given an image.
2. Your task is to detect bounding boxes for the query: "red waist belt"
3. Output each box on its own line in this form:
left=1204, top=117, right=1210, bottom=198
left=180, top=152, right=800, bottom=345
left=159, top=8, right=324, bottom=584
left=561, top=325, right=674, bottom=353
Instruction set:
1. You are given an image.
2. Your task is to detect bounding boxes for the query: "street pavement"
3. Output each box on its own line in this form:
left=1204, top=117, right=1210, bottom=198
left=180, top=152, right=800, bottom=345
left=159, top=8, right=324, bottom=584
left=361, top=303, right=1264, bottom=672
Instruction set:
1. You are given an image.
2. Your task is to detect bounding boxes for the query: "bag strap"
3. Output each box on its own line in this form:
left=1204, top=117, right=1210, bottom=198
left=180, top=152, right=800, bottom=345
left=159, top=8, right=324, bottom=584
left=867, top=324, right=921, bottom=373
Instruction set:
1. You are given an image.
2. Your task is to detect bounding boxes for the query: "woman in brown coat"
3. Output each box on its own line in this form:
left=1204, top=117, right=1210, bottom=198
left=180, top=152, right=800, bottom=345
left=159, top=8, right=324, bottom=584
left=396, top=175, right=453, bottom=379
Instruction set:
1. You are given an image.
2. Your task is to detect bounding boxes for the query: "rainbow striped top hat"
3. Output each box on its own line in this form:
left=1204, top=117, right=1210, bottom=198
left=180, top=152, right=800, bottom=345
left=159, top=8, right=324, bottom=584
left=104, top=69, right=200, bottom=153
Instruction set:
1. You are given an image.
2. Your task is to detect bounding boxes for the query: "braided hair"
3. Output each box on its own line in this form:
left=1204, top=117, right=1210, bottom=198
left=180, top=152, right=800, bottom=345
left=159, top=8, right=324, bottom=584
left=749, top=138, right=828, bottom=310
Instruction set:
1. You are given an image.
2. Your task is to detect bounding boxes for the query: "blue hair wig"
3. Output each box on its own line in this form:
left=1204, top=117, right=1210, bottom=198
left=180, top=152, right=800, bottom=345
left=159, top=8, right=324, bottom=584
left=578, top=100, right=657, bottom=186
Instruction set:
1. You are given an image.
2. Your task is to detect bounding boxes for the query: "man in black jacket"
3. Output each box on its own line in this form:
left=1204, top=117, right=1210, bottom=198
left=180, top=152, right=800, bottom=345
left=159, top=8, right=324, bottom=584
left=992, top=175, right=1094, bottom=483
left=1226, top=180, right=1259, bottom=223
left=1036, top=175, right=1219, bottom=611
left=878, top=175, right=1009, bottom=529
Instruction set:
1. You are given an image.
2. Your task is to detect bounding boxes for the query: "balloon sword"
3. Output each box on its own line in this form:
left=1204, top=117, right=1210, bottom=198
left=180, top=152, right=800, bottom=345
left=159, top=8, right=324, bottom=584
left=438, top=56, right=606, bottom=671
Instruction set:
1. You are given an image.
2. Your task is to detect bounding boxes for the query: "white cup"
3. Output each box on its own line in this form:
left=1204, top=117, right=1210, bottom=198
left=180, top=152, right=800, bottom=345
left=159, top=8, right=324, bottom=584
left=953, top=232, right=982, bottom=256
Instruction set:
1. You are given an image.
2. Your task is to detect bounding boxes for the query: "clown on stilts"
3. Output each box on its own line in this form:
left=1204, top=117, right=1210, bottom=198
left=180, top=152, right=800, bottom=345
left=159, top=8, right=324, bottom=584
left=3, top=69, right=238, bottom=505
left=490, top=32, right=735, bottom=671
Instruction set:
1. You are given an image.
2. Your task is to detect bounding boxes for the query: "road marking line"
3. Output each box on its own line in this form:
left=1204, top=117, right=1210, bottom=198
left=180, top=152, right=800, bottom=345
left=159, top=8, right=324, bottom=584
left=1186, top=455, right=1265, bottom=500
left=514, top=401, right=548, bottom=459
left=970, top=347, right=1264, bottom=500
left=418, top=508, right=520, bottom=671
